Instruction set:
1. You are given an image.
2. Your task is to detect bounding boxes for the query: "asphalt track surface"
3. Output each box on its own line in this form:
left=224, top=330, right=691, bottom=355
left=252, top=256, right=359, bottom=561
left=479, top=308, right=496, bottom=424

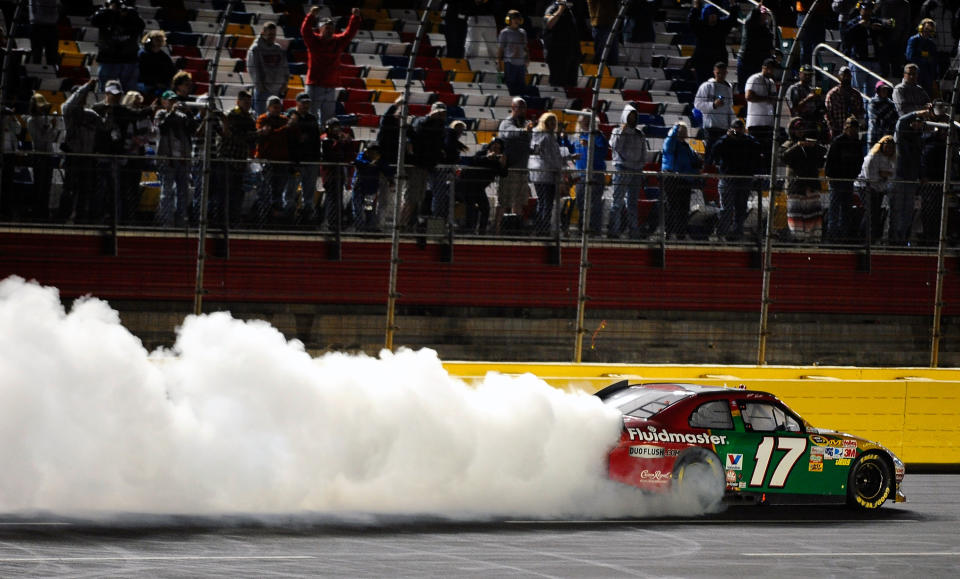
left=0, top=474, right=957, bottom=578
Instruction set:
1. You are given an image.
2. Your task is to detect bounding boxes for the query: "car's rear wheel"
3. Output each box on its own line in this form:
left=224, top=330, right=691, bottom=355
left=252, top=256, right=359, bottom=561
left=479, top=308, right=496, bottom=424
left=847, top=452, right=892, bottom=510
left=672, top=448, right=725, bottom=512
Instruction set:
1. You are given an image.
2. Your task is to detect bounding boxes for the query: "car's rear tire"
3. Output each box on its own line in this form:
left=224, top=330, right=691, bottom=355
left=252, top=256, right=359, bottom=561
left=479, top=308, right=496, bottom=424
left=672, top=448, right=725, bottom=512
left=847, top=452, right=892, bottom=510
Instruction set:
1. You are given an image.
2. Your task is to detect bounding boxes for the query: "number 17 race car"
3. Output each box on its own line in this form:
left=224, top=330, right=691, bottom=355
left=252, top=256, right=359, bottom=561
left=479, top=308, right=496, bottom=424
left=599, top=382, right=906, bottom=510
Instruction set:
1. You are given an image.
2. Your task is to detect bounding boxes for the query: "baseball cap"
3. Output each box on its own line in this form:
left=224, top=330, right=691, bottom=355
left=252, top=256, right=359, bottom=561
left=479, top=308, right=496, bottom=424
left=731, top=118, right=745, bottom=128
left=160, top=90, right=177, bottom=100
left=104, top=79, right=123, bottom=94
left=799, top=64, right=813, bottom=73
left=838, top=65, right=852, bottom=75
left=266, top=95, right=282, bottom=106
left=430, top=101, right=447, bottom=113
left=295, top=92, right=311, bottom=102
left=762, top=57, right=779, bottom=69
left=875, top=80, right=891, bottom=91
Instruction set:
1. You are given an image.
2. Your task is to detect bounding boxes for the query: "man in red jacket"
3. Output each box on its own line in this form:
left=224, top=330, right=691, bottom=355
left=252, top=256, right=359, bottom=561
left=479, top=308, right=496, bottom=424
left=301, top=6, right=361, bottom=123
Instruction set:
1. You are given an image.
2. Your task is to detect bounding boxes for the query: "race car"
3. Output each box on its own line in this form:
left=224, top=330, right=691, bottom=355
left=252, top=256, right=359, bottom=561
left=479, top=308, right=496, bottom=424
left=599, top=381, right=906, bottom=510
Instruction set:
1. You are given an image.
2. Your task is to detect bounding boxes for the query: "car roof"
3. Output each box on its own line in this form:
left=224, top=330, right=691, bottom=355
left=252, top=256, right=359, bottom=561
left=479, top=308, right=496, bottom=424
left=594, top=381, right=735, bottom=401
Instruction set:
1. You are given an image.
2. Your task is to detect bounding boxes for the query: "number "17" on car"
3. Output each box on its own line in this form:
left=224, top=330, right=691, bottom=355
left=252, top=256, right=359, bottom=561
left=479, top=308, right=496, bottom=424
left=750, top=436, right=808, bottom=488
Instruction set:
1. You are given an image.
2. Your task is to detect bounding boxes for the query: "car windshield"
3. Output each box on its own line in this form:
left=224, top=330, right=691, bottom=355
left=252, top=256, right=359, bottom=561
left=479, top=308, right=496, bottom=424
left=603, top=387, right=692, bottom=419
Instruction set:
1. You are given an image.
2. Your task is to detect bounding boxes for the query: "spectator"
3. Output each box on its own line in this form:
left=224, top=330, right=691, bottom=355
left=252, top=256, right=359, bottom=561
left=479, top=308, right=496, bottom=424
left=712, top=118, right=763, bottom=240
left=497, top=10, right=529, bottom=97
left=58, top=79, right=99, bottom=223
left=823, top=116, right=865, bottom=241
left=247, top=22, right=289, bottom=116
left=832, top=0, right=858, bottom=26
left=786, top=63, right=827, bottom=142
left=170, top=70, right=194, bottom=102
left=737, top=3, right=776, bottom=94
left=432, top=119, right=468, bottom=221
left=588, top=0, right=619, bottom=65
left=24, top=92, right=59, bottom=220
left=745, top=58, right=779, bottom=170
left=529, top=111, right=565, bottom=236
left=876, top=0, right=912, bottom=78
left=214, top=89, right=256, bottom=226
left=376, top=97, right=403, bottom=230
left=916, top=0, right=959, bottom=93
left=660, top=122, right=701, bottom=240
left=890, top=108, right=927, bottom=244
left=90, top=0, right=144, bottom=92
left=694, top=61, right=736, bottom=164
left=496, top=97, right=533, bottom=233
left=154, top=89, right=196, bottom=226
left=28, top=0, right=59, bottom=66
left=856, top=135, right=896, bottom=242
left=285, top=92, right=321, bottom=225
left=351, top=144, right=391, bottom=232
left=892, top=63, right=931, bottom=115
left=443, top=0, right=469, bottom=60
left=607, top=104, right=648, bottom=239
left=688, top=0, right=739, bottom=86
left=400, top=102, right=446, bottom=231
left=840, top=1, right=887, bottom=97
left=92, top=79, right=127, bottom=223
left=137, top=30, right=176, bottom=104
left=117, top=90, right=152, bottom=223
left=906, top=18, right=939, bottom=97
left=781, top=130, right=828, bottom=242
left=823, top=66, right=864, bottom=139
left=918, top=100, right=954, bottom=244
left=254, top=95, right=292, bottom=224
left=796, top=0, right=832, bottom=69
left=867, top=81, right=898, bottom=146
left=301, top=6, right=361, bottom=123
left=573, top=111, right=607, bottom=235
left=457, top=138, right=507, bottom=235
left=0, top=102, right=23, bottom=219
left=319, top=118, right=353, bottom=231
left=542, top=1, right=581, bottom=88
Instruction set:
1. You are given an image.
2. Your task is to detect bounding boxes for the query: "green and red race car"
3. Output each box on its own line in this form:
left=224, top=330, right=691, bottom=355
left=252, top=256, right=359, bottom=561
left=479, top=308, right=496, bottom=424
left=600, top=381, right=906, bottom=509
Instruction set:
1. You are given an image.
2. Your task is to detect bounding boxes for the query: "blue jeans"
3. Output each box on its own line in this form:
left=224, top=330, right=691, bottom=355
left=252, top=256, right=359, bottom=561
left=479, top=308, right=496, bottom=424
left=826, top=181, right=854, bottom=240
left=718, top=176, right=752, bottom=237
left=608, top=165, right=644, bottom=238
left=503, top=61, right=526, bottom=96
left=97, top=62, right=138, bottom=94
left=286, top=162, right=319, bottom=213
left=533, top=181, right=557, bottom=236
left=157, top=160, right=191, bottom=226
left=576, top=177, right=604, bottom=234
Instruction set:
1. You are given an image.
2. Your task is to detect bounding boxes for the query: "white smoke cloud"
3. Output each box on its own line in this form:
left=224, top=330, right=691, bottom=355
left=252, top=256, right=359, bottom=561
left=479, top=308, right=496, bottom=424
left=0, top=276, right=706, bottom=519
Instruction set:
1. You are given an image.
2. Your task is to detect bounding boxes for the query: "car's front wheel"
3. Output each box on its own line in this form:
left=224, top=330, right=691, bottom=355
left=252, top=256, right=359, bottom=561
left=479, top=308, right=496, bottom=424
left=672, top=448, right=725, bottom=512
left=847, top=452, right=892, bottom=510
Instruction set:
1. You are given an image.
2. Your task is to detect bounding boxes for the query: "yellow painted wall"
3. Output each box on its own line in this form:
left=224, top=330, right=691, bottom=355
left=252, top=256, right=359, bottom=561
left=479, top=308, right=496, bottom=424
left=443, top=363, right=960, bottom=464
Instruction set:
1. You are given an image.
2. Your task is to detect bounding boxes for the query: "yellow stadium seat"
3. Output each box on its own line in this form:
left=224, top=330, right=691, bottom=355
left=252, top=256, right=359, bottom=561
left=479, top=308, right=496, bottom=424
left=438, top=57, right=470, bottom=72
left=365, top=78, right=395, bottom=90
left=376, top=90, right=401, bottom=102
left=58, top=40, right=81, bottom=55
left=688, top=139, right=705, bottom=155
left=780, top=26, right=798, bottom=40
left=476, top=130, right=495, bottom=144
left=232, top=35, right=254, bottom=50
left=449, top=70, right=476, bottom=83
left=288, top=74, right=304, bottom=88
left=679, top=45, right=695, bottom=57
left=225, top=23, right=255, bottom=37
left=58, top=53, right=86, bottom=67
left=373, top=19, right=398, bottom=31
left=580, top=41, right=595, bottom=57
left=360, top=8, right=388, bottom=21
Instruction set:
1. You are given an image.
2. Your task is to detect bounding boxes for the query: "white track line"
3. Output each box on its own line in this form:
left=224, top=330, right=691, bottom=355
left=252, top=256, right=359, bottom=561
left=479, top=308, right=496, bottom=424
left=742, top=552, right=960, bottom=557
left=0, top=556, right=315, bottom=562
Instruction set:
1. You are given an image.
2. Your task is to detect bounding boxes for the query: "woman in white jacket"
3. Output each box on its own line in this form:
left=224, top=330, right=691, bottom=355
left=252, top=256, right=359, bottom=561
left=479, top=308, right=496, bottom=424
left=528, top=112, right=564, bottom=235
left=608, top=104, right=648, bottom=239
left=856, top=135, right=895, bottom=243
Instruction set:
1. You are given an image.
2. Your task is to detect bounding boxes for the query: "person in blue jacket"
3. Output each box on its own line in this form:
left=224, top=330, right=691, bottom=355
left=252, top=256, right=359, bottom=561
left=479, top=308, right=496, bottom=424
left=352, top=144, right=392, bottom=231
left=572, top=110, right=607, bottom=235
left=660, top=122, right=702, bottom=239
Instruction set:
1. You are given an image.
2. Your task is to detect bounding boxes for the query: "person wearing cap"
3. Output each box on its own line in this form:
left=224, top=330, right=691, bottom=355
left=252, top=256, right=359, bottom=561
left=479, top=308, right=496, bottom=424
left=711, top=118, right=763, bottom=240
left=90, top=0, right=144, bottom=93
left=351, top=143, right=392, bottom=232
left=214, top=89, right=257, bottom=226
left=91, top=79, right=128, bottom=223
left=786, top=64, right=827, bottom=141
left=457, top=137, right=508, bottom=235
left=824, top=116, right=866, bottom=241
left=823, top=66, right=864, bottom=139
left=840, top=0, right=885, bottom=97
left=867, top=80, right=897, bottom=145
left=252, top=94, right=293, bottom=224
left=24, top=91, right=59, bottom=220
left=892, top=63, right=931, bottom=116
left=496, top=96, right=534, bottom=234
left=781, top=124, right=828, bottom=242
left=918, top=99, right=956, bottom=244
left=432, top=118, right=469, bottom=220
left=154, top=88, right=197, bottom=226
left=247, top=22, right=288, bottom=116
left=744, top=57, right=778, bottom=168
left=694, top=61, right=736, bottom=164
left=57, top=79, right=101, bottom=222
left=301, top=6, right=361, bottom=123
left=687, top=0, right=739, bottom=87
left=400, top=101, right=447, bottom=231
left=736, top=2, right=776, bottom=94
left=284, top=91, right=321, bottom=224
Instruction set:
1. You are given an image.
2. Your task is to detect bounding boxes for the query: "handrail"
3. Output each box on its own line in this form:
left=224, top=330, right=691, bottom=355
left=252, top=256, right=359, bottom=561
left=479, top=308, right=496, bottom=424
left=701, top=0, right=747, bottom=25
left=810, top=41, right=889, bottom=100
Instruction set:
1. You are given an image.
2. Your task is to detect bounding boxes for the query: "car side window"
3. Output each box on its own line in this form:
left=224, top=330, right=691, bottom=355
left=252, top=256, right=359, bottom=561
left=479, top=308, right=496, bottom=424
left=688, top=400, right=734, bottom=430
left=741, top=402, right=802, bottom=433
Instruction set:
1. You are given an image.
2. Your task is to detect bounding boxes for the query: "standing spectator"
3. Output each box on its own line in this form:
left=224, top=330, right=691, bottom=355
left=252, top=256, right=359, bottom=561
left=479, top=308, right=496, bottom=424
left=443, top=0, right=469, bottom=60
left=877, top=0, right=912, bottom=78
left=781, top=131, right=828, bottom=242
left=542, top=0, right=581, bottom=88
left=796, top=0, right=832, bottom=69
left=497, top=10, right=529, bottom=96
left=917, top=0, right=959, bottom=93
left=786, top=64, right=827, bottom=142
left=24, top=92, right=59, bottom=220
left=58, top=79, right=100, bottom=223
left=457, top=138, right=507, bottom=235
left=117, top=90, right=152, bottom=223
left=375, top=97, right=403, bottom=230
left=496, top=96, right=533, bottom=233
left=301, top=6, right=361, bottom=123
left=906, top=18, right=939, bottom=97
left=529, top=112, right=564, bottom=236
left=832, top=0, right=858, bottom=26
left=154, top=89, right=195, bottom=226
left=688, top=0, right=739, bottom=86
left=823, top=66, right=865, bottom=139
left=137, top=30, right=176, bottom=104
left=214, top=89, right=256, bottom=226
left=247, top=22, right=289, bottom=116
left=92, top=79, right=127, bottom=223
left=28, top=0, right=59, bottom=66
left=607, top=104, right=648, bottom=239
left=918, top=100, right=954, bottom=244
left=867, top=81, right=898, bottom=146
left=892, top=63, right=931, bottom=115
left=284, top=92, right=321, bottom=224
left=856, top=135, right=896, bottom=242
left=840, top=1, right=887, bottom=97
left=432, top=119, right=468, bottom=222
left=351, top=144, right=391, bottom=232
left=254, top=95, right=292, bottom=224
left=823, top=116, right=865, bottom=241
left=712, top=118, right=763, bottom=240
left=737, top=3, right=776, bottom=94
left=90, top=0, right=144, bottom=92
left=587, top=0, right=619, bottom=65
left=573, top=111, right=607, bottom=235
left=400, top=102, right=447, bottom=231
left=694, top=61, right=736, bottom=164
left=745, top=58, right=779, bottom=170
left=660, top=122, right=701, bottom=239
left=0, top=102, right=22, bottom=219
left=890, top=108, right=927, bottom=244
left=318, top=118, right=353, bottom=231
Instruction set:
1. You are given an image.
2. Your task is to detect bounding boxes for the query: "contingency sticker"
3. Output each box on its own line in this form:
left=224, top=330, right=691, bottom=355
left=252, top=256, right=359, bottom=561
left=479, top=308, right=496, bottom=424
left=809, top=461, right=823, bottom=472
left=726, top=453, right=743, bottom=470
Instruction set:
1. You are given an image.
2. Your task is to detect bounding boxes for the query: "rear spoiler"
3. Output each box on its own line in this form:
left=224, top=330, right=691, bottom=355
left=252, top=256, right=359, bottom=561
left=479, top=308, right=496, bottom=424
left=593, top=380, right=632, bottom=400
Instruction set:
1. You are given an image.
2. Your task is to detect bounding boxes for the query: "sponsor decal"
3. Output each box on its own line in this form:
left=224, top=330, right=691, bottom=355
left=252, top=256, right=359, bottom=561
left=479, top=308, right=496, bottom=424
left=810, top=435, right=828, bottom=445
left=726, top=453, right=743, bottom=470
left=843, top=440, right=858, bottom=449
left=836, top=458, right=851, bottom=466
left=826, top=439, right=844, bottom=447
left=810, top=445, right=825, bottom=455
left=726, top=469, right=737, bottom=483
left=665, top=448, right=681, bottom=457
left=843, top=447, right=857, bottom=458
left=824, top=447, right=844, bottom=460
left=626, top=427, right=727, bottom=445
left=640, top=469, right=672, bottom=481
left=809, top=462, right=823, bottom=472
left=629, top=445, right=665, bottom=458
left=739, top=482, right=747, bottom=488
left=809, top=453, right=822, bottom=463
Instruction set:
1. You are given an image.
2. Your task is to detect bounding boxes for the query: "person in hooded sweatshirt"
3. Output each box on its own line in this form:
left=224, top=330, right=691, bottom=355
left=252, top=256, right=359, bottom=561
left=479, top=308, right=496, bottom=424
left=608, top=103, right=648, bottom=239
left=247, top=22, right=289, bottom=116
left=660, top=122, right=702, bottom=239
